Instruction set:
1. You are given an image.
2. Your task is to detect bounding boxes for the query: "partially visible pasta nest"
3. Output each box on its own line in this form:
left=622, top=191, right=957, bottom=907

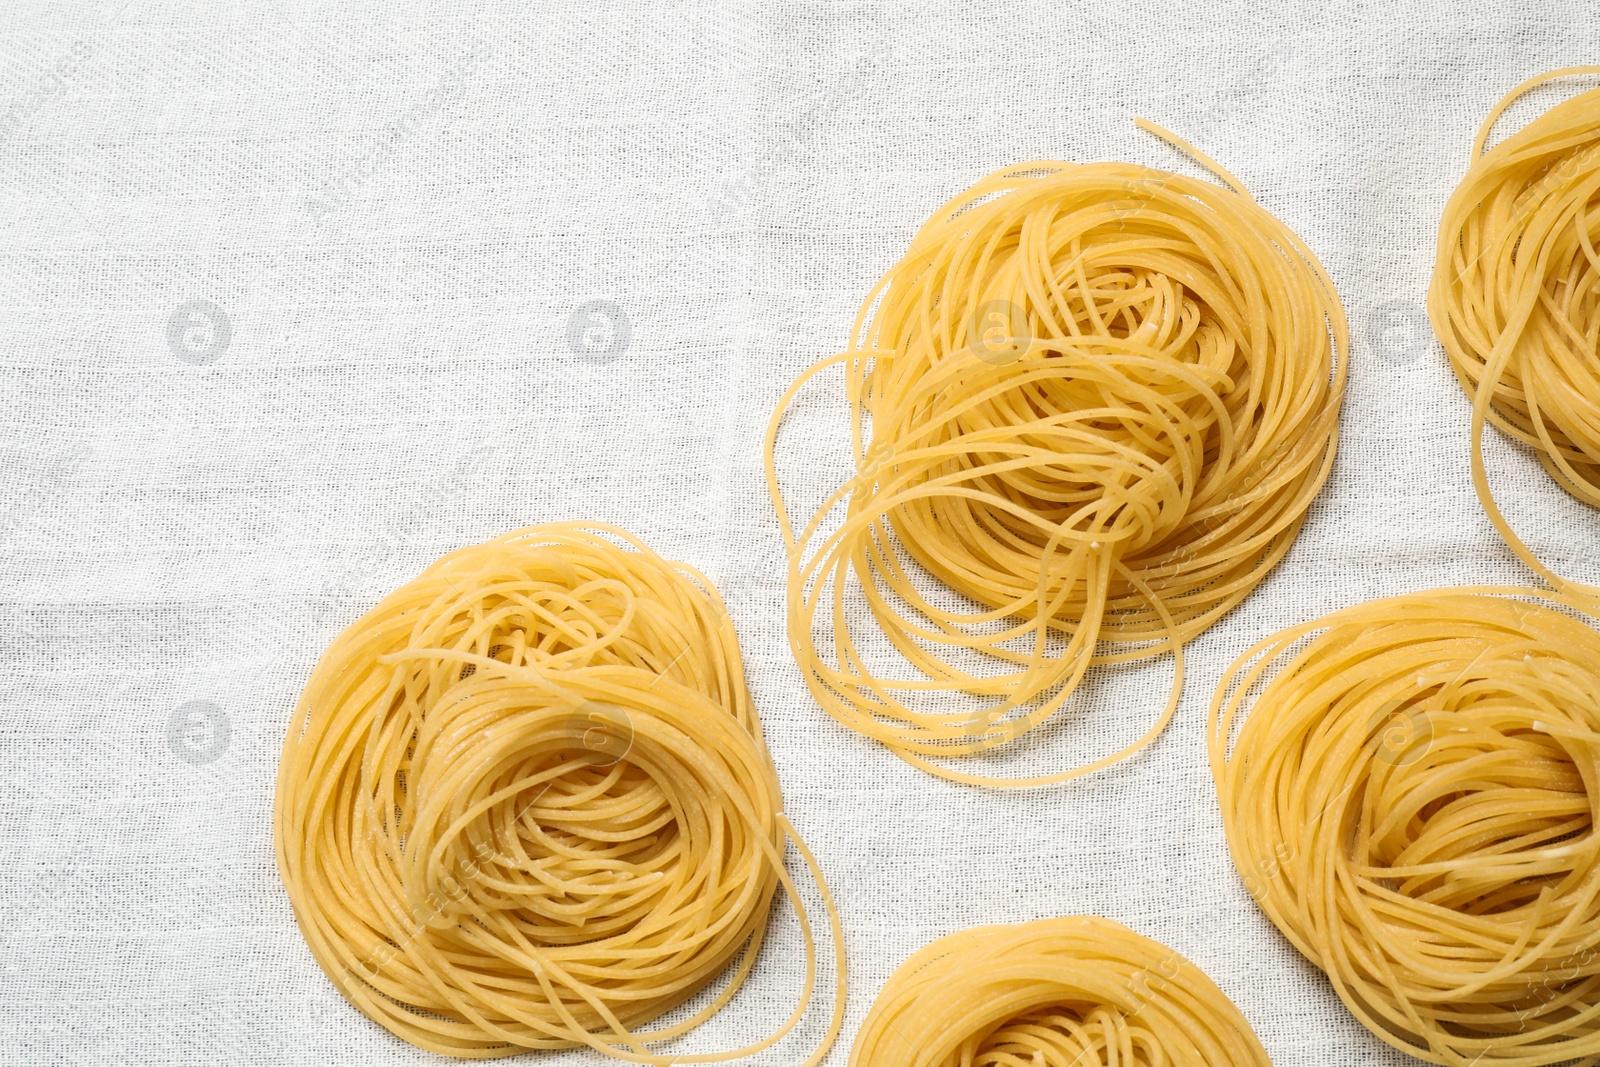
left=768, top=131, right=1348, bottom=786
left=1430, top=66, right=1600, bottom=592
left=850, top=915, right=1271, bottom=1066
left=274, top=522, right=844, bottom=1062
left=1210, top=588, right=1600, bottom=1066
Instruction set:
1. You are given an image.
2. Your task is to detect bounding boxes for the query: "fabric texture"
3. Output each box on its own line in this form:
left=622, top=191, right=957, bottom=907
left=1, top=1, right=1596, bottom=1064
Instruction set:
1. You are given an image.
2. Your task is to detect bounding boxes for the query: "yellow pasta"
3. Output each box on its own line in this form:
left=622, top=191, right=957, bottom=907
left=766, top=122, right=1348, bottom=786
left=851, top=916, right=1271, bottom=1066
left=274, top=522, right=845, bottom=1062
left=1430, top=67, right=1600, bottom=594
left=1209, top=587, right=1600, bottom=1066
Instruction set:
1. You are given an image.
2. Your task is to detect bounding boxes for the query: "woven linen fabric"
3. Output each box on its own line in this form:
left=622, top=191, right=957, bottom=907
left=2, top=1, right=1597, bottom=1064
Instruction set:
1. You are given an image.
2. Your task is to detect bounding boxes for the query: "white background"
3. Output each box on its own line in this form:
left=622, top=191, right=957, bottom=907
left=2, top=1, right=1598, bottom=1064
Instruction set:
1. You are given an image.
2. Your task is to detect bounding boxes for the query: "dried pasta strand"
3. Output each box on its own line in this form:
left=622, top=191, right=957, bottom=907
left=274, top=522, right=846, bottom=1063
left=851, top=916, right=1271, bottom=1067
left=1209, top=587, right=1600, bottom=1066
left=766, top=123, right=1348, bottom=786
left=1429, top=67, right=1600, bottom=596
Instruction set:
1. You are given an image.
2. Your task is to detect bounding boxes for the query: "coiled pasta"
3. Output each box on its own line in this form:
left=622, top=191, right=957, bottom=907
left=767, top=123, right=1347, bottom=785
left=274, top=523, right=845, bottom=1062
left=851, top=916, right=1270, bottom=1066
left=1210, top=588, right=1600, bottom=1066
left=1430, top=66, right=1600, bottom=594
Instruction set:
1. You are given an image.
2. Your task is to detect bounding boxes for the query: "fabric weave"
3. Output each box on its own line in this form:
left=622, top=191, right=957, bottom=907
left=2, top=2, right=1596, bottom=1064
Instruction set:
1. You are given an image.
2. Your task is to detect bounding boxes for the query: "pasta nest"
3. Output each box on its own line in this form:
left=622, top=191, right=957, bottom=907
left=770, top=149, right=1347, bottom=785
left=1210, top=589, right=1600, bottom=1066
left=275, top=523, right=842, bottom=1061
left=851, top=916, right=1271, bottom=1067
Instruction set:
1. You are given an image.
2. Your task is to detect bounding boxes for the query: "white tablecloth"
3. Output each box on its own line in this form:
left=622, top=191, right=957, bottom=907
left=3, top=1, right=1597, bottom=1063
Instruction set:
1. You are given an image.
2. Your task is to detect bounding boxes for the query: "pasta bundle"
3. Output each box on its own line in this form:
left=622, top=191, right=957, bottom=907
left=1430, top=66, right=1600, bottom=592
left=768, top=126, right=1347, bottom=785
left=1210, top=588, right=1600, bottom=1066
left=851, top=916, right=1271, bottom=1066
left=274, top=523, right=844, bottom=1062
